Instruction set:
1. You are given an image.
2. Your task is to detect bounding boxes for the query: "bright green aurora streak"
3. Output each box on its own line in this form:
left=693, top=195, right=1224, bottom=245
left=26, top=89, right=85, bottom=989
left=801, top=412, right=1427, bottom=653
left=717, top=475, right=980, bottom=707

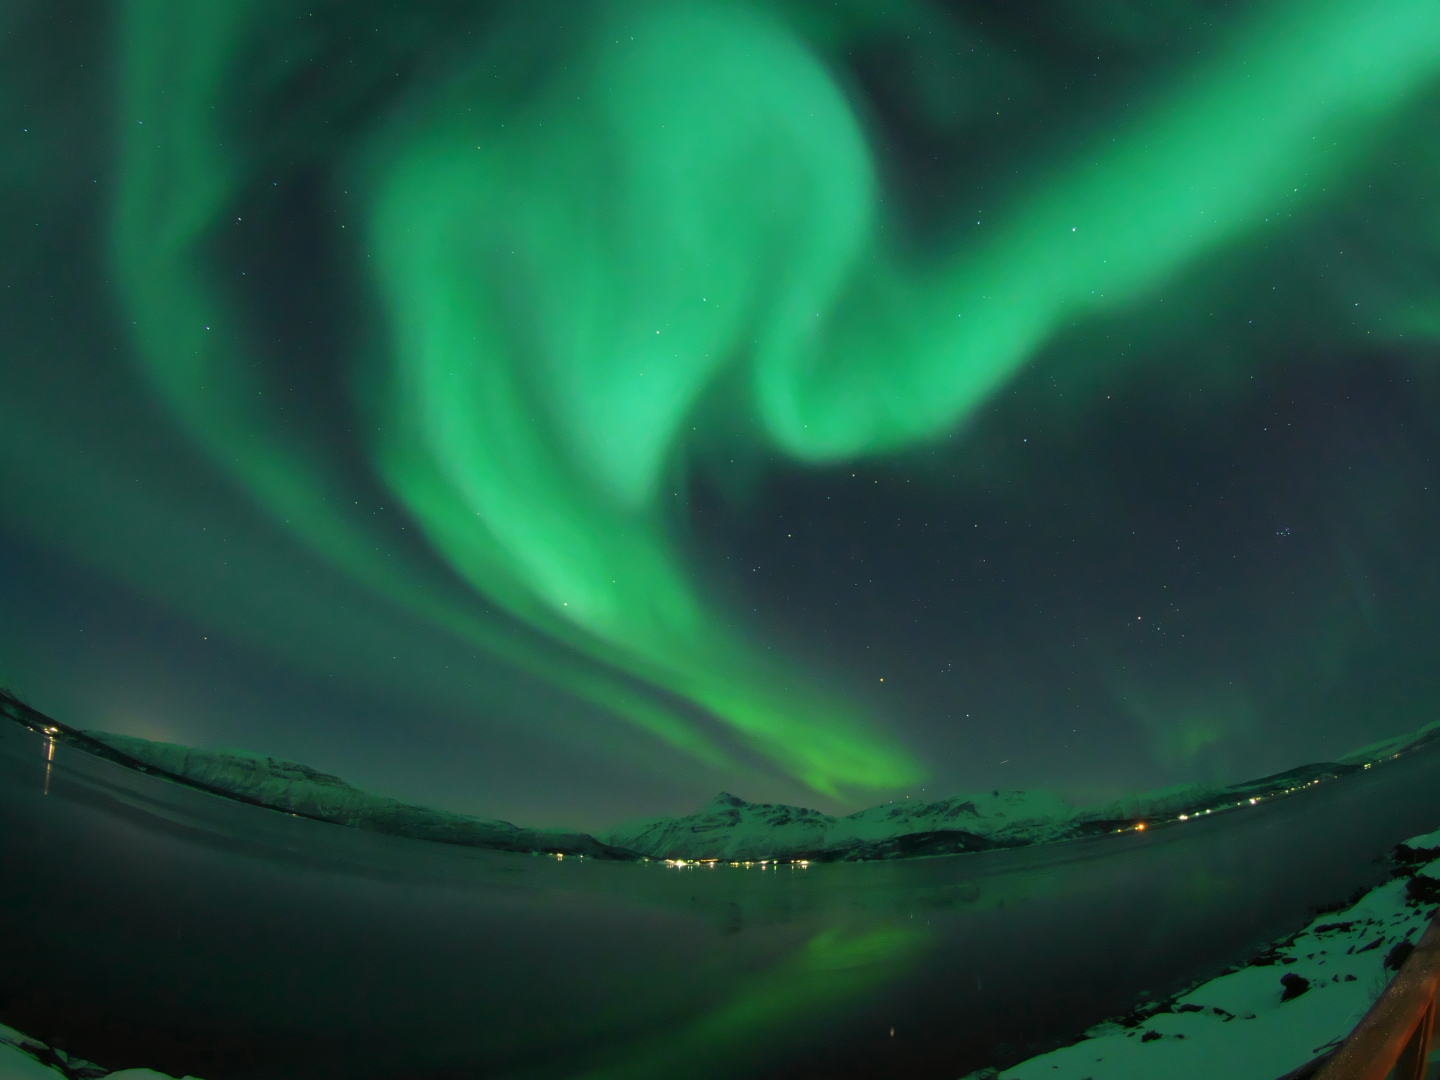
left=111, top=0, right=1440, bottom=797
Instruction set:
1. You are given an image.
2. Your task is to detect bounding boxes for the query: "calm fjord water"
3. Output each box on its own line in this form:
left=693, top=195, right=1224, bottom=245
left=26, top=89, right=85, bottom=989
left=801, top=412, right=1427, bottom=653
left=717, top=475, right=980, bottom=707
left=3, top=719, right=1439, bottom=1080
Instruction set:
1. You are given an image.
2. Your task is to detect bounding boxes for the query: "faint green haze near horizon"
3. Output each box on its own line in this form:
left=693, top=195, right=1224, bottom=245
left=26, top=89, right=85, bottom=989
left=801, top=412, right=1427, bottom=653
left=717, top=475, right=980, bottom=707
left=98, top=0, right=1440, bottom=798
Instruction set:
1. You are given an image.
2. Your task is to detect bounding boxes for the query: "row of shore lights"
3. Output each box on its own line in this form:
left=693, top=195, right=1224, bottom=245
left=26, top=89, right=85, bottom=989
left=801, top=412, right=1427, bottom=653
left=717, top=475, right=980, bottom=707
left=1128, top=764, right=1382, bottom=833
left=543, top=854, right=812, bottom=868
left=553, top=759, right=1394, bottom=858
left=664, top=858, right=810, bottom=869
left=1175, top=797, right=1260, bottom=823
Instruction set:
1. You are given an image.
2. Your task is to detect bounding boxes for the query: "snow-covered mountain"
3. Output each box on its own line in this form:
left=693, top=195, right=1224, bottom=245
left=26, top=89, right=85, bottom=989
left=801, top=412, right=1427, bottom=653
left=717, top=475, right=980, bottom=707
left=596, top=784, right=1214, bottom=862
left=599, top=788, right=1083, bottom=861
left=5, top=688, right=1438, bottom=865
left=601, top=721, right=1440, bottom=863
left=980, top=825, right=1440, bottom=1080
left=76, top=729, right=636, bottom=859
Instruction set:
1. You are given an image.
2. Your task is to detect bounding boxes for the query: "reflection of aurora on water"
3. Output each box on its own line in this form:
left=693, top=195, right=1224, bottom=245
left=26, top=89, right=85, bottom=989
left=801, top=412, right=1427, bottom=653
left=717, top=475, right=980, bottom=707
left=5, top=0, right=1440, bottom=805
left=3, top=717, right=1440, bottom=1080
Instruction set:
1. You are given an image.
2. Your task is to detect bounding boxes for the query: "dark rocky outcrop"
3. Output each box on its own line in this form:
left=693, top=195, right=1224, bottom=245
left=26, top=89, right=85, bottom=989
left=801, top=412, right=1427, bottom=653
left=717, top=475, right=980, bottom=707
left=1279, top=973, right=1311, bottom=1002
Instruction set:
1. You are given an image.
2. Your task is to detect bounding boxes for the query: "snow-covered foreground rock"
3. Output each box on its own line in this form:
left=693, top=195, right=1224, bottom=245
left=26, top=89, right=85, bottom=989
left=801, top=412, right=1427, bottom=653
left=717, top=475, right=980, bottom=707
left=970, top=827, right=1440, bottom=1080
left=0, top=1022, right=203, bottom=1080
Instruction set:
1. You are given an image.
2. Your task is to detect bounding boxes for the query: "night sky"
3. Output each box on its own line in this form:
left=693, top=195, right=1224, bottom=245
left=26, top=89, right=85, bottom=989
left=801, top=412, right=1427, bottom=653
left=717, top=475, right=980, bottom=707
left=3, top=0, right=1439, bottom=830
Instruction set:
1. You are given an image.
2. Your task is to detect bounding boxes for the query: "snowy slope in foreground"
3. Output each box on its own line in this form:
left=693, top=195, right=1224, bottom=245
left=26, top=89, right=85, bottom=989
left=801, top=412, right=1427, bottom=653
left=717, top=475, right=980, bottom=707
left=969, top=829, right=1440, bottom=1080
left=0, top=1023, right=198, bottom=1080
left=4, top=833, right=1434, bottom=1080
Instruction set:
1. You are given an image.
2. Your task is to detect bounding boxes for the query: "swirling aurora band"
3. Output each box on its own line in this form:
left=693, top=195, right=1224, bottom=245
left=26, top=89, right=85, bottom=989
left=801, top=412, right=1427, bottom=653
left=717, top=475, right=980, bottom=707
left=110, top=0, right=1440, bottom=797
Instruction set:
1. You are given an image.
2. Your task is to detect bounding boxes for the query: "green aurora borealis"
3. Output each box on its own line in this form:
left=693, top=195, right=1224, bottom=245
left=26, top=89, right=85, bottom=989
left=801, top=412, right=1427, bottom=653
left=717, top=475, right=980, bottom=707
left=4, top=0, right=1440, bottom=821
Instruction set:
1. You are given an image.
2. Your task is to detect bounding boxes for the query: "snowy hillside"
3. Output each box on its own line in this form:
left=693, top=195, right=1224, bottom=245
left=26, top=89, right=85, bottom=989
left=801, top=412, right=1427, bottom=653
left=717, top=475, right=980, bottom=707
left=599, top=789, right=1082, bottom=862
left=596, top=783, right=1227, bottom=863
left=73, top=728, right=636, bottom=860
left=1337, top=721, right=1440, bottom=766
left=601, top=722, right=1440, bottom=863
left=5, top=689, right=1439, bottom=866
left=974, top=826, right=1440, bottom=1080
left=1, top=1021, right=210, bottom=1080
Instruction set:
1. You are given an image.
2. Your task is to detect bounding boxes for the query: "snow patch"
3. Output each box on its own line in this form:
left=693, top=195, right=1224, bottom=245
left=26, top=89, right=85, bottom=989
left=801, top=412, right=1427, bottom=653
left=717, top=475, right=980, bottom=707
left=0, top=1022, right=197, bottom=1079
left=1402, top=825, right=1440, bottom=854
left=967, top=858, right=1440, bottom=1079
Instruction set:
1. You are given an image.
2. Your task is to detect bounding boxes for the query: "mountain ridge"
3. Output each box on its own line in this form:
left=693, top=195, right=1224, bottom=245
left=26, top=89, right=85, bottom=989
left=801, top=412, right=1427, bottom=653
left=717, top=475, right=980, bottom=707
left=601, top=722, right=1440, bottom=862
left=4, top=689, right=1437, bottom=864
left=0, top=690, right=634, bottom=860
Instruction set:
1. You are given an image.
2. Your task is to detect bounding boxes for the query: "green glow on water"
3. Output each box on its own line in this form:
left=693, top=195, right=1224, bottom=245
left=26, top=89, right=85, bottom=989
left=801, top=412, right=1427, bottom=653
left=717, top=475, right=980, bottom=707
left=576, top=923, right=931, bottom=1080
